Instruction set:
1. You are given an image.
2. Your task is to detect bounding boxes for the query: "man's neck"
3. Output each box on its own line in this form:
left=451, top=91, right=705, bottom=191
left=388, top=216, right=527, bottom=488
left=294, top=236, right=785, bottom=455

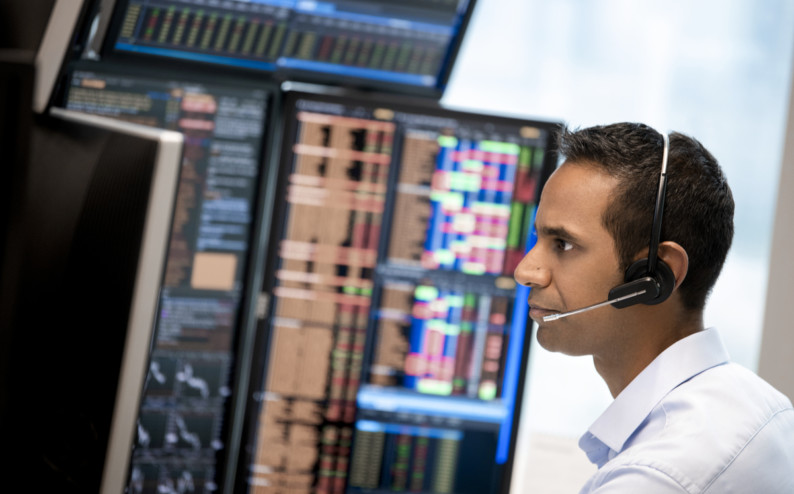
left=595, top=308, right=704, bottom=398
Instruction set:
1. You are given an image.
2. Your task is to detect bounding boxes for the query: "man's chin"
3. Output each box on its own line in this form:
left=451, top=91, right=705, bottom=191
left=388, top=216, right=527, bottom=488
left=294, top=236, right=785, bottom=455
left=536, top=327, right=590, bottom=356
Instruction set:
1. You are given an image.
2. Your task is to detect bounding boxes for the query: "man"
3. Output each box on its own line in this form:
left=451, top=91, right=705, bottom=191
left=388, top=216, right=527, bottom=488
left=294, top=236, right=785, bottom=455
left=514, top=123, right=794, bottom=492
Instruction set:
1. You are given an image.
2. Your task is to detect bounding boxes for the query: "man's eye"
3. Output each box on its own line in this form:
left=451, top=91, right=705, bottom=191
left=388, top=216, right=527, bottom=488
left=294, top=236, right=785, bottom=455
left=555, top=239, right=574, bottom=252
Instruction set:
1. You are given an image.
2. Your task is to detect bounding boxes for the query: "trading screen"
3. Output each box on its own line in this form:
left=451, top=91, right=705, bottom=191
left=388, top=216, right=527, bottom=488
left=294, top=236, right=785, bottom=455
left=64, top=66, right=271, bottom=492
left=241, top=90, right=558, bottom=494
left=106, top=0, right=473, bottom=91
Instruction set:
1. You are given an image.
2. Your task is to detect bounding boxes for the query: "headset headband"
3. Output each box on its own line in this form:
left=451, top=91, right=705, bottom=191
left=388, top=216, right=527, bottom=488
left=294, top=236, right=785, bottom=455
left=646, top=132, right=669, bottom=276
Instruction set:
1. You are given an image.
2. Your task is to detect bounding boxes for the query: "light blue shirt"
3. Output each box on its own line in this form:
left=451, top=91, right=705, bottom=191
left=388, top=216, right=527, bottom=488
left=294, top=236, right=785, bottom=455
left=578, top=327, right=794, bottom=493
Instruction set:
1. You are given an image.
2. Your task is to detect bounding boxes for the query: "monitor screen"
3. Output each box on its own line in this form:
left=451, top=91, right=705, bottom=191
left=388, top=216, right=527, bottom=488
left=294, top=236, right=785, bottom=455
left=62, top=63, right=273, bottom=492
left=101, top=0, right=476, bottom=96
left=239, top=86, right=560, bottom=494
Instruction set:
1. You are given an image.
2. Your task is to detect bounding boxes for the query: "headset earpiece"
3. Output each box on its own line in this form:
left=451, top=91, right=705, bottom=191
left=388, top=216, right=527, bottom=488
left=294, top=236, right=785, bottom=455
left=608, top=257, right=676, bottom=309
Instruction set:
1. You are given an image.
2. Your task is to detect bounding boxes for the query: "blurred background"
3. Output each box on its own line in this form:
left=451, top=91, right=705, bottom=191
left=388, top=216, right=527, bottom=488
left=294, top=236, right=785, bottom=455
left=442, top=1, right=794, bottom=491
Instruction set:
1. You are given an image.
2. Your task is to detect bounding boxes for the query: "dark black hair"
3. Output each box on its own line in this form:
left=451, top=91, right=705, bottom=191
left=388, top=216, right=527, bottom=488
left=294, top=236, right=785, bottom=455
left=557, top=122, right=734, bottom=311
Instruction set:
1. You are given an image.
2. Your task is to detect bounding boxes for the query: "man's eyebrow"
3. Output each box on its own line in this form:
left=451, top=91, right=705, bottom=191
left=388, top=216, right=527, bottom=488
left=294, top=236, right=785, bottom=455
left=537, top=225, right=580, bottom=242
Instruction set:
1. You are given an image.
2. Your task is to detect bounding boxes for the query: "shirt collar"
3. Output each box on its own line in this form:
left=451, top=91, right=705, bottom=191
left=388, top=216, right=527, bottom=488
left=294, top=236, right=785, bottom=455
left=584, top=327, right=730, bottom=456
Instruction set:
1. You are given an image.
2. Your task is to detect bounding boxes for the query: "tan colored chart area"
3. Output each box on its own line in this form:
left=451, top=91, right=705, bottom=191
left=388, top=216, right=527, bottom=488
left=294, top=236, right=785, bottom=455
left=251, top=112, right=394, bottom=494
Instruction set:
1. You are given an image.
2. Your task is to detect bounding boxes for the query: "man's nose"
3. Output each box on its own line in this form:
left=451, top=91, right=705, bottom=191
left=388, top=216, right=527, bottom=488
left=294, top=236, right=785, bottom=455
left=513, top=247, right=550, bottom=289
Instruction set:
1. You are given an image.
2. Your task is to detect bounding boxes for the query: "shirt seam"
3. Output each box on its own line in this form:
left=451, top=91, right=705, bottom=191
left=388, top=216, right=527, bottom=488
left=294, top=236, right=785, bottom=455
left=701, top=406, right=794, bottom=493
left=602, top=460, right=694, bottom=493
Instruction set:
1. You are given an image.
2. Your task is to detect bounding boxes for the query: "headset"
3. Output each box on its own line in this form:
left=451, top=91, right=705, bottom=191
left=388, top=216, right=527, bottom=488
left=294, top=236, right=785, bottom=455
left=543, top=132, right=675, bottom=322
left=609, top=132, right=676, bottom=308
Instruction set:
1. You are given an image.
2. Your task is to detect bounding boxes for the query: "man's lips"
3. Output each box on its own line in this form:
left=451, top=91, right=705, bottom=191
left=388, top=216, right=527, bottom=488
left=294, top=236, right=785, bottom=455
left=527, top=302, right=560, bottom=322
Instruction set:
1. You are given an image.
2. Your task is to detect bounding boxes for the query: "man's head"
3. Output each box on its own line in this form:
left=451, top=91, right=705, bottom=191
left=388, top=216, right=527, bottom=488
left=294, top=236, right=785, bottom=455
left=557, top=123, right=734, bottom=312
left=514, top=122, right=734, bottom=361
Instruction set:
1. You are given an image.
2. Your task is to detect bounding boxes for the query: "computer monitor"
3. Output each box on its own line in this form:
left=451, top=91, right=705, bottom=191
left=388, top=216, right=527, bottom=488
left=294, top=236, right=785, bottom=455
left=95, top=0, right=478, bottom=98
left=5, top=0, right=96, bottom=113
left=60, top=61, right=277, bottom=493
left=237, top=84, right=561, bottom=494
left=0, top=106, right=182, bottom=493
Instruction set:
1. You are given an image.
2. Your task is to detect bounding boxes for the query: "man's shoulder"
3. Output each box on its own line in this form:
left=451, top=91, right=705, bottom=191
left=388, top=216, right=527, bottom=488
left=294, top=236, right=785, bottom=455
left=671, top=361, right=792, bottom=417
left=653, top=361, right=793, bottom=457
left=603, top=362, right=794, bottom=492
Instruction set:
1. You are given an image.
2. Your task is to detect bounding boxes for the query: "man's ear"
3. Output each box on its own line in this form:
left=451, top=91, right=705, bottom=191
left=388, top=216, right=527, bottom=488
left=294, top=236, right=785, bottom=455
left=657, top=241, right=688, bottom=290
